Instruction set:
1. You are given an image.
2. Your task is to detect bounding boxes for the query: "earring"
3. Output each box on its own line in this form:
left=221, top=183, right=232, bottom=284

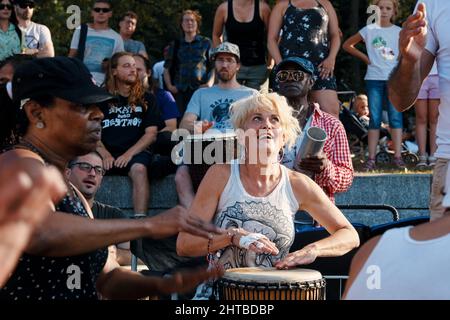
left=36, top=121, right=45, bottom=129
left=277, top=147, right=285, bottom=163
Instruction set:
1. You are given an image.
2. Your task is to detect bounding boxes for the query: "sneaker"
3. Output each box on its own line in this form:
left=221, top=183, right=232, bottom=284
left=428, top=155, right=437, bottom=167
left=393, top=157, right=407, bottom=170
left=416, top=155, right=428, bottom=169
left=363, top=158, right=376, bottom=171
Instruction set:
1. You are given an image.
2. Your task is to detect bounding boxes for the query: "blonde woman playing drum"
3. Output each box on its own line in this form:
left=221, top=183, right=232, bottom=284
left=177, top=93, right=359, bottom=298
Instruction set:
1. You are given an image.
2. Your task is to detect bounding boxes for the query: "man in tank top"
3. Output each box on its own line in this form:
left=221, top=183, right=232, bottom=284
left=212, top=0, right=272, bottom=92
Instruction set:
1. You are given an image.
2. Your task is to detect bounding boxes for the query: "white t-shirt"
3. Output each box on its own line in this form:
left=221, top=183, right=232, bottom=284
left=359, top=24, right=401, bottom=80
left=19, top=21, right=52, bottom=50
left=419, top=0, right=450, bottom=158
left=152, top=60, right=165, bottom=89
left=70, top=26, right=124, bottom=85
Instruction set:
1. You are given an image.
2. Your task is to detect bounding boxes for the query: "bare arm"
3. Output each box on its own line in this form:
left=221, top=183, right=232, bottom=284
left=176, top=165, right=230, bottom=257
left=114, top=126, right=158, bottom=168
left=261, top=1, right=274, bottom=68
left=163, top=68, right=178, bottom=95
left=179, top=112, right=199, bottom=133
left=177, top=165, right=278, bottom=257
left=96, top=140, right=115, bottom=171
left=37, top=42, right=55, bottom=58
left=267, top=2, right=287, bottom=65
left=275, top=172, right=359, bottom=268
left=68, top=48, right=78, bottom=58
left=342, top=33, right=370, bottom=65
left=160, top=118, right=177, bottom=132
left=388, top=3, right=433, bottom=111
left=27, top=205, right=222, bottom=257
left=0, top=151, right=66, bottom=287
left=342, top=236, right=380, bottom=299
left=96, top=259, right=223, bottom=300
left=389, top=51, right=434, bottom=112
left=212, top=2, right=226, bottom=47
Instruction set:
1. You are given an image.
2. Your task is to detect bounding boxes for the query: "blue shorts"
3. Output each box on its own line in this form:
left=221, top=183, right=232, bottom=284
left=365, top=80, right=403, bottom=129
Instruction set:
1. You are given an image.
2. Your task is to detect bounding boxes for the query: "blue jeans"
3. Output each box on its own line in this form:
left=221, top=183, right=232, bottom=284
left=365, top=80, right=403, bottom=129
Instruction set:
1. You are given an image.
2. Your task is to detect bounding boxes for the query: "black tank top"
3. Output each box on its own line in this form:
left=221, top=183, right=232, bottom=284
left=225, top=0, right=266, bottom=66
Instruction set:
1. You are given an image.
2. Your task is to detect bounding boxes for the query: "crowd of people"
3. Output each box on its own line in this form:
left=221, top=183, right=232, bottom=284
left=1, top=0, right=450, bottom=300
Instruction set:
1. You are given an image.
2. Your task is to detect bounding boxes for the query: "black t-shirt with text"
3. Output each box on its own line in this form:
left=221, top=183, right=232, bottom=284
left=100, top=93, right=162, bottom=156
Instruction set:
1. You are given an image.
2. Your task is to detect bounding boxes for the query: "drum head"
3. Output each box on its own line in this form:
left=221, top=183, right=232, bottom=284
left=223, top=267, right=323, bottom=284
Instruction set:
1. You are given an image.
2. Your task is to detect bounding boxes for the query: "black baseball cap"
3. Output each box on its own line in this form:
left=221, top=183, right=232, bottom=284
left=13, top=57, right=115, bottom=105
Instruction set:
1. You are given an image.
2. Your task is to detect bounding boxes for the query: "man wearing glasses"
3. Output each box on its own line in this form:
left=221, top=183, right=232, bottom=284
left=14, top=0, right=54, bottom=57
left=69, top=0, right=124, bottom=86
left=0, top=0, right=21, bottom=61
left=66, top=151, right=135, bottom=266
left=275, top=56, right=353, bottom=203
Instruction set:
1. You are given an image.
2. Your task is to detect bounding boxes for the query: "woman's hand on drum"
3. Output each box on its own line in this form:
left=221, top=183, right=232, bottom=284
left=231, top=229, right=279, bottom=255
left=274, top=245, right=318, bottom=269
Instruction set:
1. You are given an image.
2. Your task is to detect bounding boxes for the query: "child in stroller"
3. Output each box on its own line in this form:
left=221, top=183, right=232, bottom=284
left=339, top=92, right=419, bottom=167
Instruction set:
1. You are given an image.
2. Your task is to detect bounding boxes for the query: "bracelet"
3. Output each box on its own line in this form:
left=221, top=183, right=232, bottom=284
left=207, top=235, right=213, bottom=254
left=227, top=228, right=239, bottom=246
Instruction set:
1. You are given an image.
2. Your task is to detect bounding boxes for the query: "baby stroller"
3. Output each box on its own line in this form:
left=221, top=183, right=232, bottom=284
left=338, top=91, right=419, bottom=165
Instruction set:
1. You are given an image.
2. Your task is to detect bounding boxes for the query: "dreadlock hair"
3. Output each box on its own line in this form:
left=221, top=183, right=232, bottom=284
left=104, top=52, right=147, bottom=111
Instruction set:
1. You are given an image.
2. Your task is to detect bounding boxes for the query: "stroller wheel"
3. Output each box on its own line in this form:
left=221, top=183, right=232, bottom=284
left=403, top=153, right=419, bottom=165
left=376, top=151, right=391, bottom=164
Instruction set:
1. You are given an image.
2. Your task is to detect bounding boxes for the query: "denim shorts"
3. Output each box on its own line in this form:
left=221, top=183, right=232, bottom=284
left=365, top=80, right=403, bottom=129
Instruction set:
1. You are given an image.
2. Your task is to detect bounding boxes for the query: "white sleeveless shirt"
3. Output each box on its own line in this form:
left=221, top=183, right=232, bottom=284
left=345, top=226, right=450, bottom=300
left=213, top=160, right=299, bottom=270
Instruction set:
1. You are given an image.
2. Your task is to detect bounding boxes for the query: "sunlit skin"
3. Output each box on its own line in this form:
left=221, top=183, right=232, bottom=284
left=66, top=153, right=104, bottom=205
left=119, top=16, right=136, bottom=39
left=377, top=0, right=396, bottom=27
left=113, top=55, right=138, bottom=85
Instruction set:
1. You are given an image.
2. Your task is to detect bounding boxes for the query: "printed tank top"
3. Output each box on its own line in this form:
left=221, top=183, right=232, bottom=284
left=213, top=160, right=299, bottom=269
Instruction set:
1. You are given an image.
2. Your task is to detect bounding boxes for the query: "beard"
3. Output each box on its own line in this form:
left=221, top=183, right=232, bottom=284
left=217, top=69, right=236, bottom=82
left=117, top=74, right=138, bottom=86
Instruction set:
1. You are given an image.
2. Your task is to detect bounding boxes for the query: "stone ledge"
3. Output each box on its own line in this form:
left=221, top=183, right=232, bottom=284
left=96, top=173, right=432, bottom=224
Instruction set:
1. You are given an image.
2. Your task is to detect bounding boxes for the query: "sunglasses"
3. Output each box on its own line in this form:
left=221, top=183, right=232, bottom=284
left=93, top=7, right=111, bottom=13
left=18, top=3, right=35, bottom=9
left=0, top=4, right=13, bottom=10
left=276, top=70, right=306, bottom=83
left=70, top=162, right=105, bottom=176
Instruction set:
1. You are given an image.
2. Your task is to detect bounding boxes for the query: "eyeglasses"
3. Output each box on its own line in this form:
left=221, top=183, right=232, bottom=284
left=18, top=3, right=35, bottom=9
left=276, top=70, right=306, bottom=83
left=93, top=7, right=111, bottom=13
left=70, top=162, right=105, bottom=176
left=0, top=4, right=13, bottom=10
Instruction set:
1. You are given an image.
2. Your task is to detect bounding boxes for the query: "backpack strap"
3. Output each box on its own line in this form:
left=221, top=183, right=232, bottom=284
left=14, top=24, right=23, bottom=47
left=76, top=23, right=88, bottom=61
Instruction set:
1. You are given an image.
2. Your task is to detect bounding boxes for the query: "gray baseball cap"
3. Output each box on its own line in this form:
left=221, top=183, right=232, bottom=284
left=210, top=42, right=240, bottom=61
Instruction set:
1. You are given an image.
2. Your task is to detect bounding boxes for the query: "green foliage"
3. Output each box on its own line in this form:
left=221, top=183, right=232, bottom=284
left=33, top=0, right=418, bottom=92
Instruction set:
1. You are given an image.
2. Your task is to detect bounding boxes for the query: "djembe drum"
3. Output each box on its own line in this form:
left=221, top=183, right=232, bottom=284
left=218, top=267, right=326, bottom=300
left=173, top=131, right=238, bottom=190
